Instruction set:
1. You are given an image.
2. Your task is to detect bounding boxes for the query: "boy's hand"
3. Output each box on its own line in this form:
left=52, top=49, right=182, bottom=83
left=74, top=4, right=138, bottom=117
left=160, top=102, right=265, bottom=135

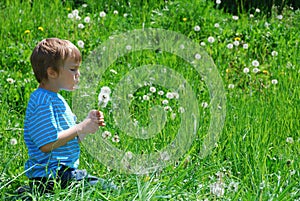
left=88, top=110, right=106, bottom=127
left=77, top=110, right=105, bottom=141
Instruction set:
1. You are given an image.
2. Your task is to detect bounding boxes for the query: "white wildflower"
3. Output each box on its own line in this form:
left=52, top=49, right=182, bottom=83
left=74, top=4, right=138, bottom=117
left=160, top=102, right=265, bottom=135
left=210, top=181, right=225, bottom=197
left=7, top=78, right=15, bottom=84
left=243, top=43, right=249, bottom=49
left=112, top=134, right=120, bottom=143
left=102, top=131, right=112, bottom=139
left=149, top=86, right=156, bottom=93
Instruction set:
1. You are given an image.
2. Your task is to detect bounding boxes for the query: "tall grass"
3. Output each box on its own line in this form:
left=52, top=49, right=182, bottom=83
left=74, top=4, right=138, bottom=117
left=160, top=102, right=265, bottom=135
left=0, top=0, right=299, bottom=200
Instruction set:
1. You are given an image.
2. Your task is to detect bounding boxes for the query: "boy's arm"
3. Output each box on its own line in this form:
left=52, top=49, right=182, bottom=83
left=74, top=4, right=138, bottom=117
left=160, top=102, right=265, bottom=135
left=40, top=111, right=104, bottom=153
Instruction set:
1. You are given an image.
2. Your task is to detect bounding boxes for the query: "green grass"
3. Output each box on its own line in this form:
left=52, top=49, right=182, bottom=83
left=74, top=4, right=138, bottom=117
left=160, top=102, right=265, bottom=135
left=0, top=0, right=299, bottom=200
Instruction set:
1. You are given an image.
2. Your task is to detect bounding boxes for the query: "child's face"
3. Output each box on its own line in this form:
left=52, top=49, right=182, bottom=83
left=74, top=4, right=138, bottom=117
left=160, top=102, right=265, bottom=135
left=57, top=57, right=81, bottom=91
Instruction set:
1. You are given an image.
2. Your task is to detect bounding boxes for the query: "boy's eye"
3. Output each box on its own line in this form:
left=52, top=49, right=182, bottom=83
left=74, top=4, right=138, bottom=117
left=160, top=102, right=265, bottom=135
left=70, top=69, right=77, bottom=72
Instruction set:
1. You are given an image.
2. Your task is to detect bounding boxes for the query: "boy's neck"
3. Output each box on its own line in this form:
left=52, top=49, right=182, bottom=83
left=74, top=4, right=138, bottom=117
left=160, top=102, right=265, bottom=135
left=39, top=82, right=59, bottom=93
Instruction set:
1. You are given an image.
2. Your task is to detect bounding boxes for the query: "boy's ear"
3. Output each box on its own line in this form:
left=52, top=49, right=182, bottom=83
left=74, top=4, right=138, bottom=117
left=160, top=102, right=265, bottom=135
left=47, top=67, right=58, bottom=79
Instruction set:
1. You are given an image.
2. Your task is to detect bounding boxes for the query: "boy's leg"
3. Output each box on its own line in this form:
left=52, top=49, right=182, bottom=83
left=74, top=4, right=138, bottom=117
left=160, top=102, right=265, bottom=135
left=29, top=177, right=55, bottom=194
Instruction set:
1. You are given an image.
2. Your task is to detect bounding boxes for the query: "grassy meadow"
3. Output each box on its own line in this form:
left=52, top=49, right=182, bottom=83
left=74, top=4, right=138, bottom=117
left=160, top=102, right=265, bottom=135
left=0, top=0, right=299, bottom=200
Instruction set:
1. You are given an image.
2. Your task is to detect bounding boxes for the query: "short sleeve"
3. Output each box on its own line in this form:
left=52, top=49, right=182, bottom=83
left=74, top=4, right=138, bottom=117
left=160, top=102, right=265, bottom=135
left=28, top=102, right=58, bottom=148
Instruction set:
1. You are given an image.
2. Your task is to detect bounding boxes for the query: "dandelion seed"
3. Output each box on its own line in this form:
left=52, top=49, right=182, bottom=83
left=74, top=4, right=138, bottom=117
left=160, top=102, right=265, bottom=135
left=201, top=102, right=208, bottom=108
left=113, top=10, right=119, bottom=15
left=6, top=78, right=15, bottom=84
left=158, top=90, right=164, bottom=96
left=126, top=45, right=132, bottom=50
left=271, top=79, right=278, bottom=85
left=102, top=131, right=112, bottom=139
left=78, top=23, right=85, bottom=29
left=233, top=40, right=239, bottom=46
left=252, top=60, right=260, bottom=67
left=112, top=134, right=120, bottom=143
left=286, top=137, right=294, bottom=143
left=68, top=13, right=74, bottom=19
left=195, top=53, right=201, bottom=60
left=210, top=182, right=225, bottom=197
left=100, top=11, right=106, bottom=17
left=166, top=92, right=174, bottom=99
left=243, top=43, right=249, bottom=49
left=149, top=86, right=156, bottom=93
left=143, top=95, right=150, bottom=101
left=253, top=68, right=260, bottom=73
left=162, top=99, right=169, bottom=105
left=10, top=138, right=17, bottom=145
left=214, top=23, right=220, bottom=28
left=194, top=25, right=200, bottom=32
left=208, top=36, right=215, bottom=43
left=227, top=43, right=233, bottom=49
left=271, top=51, right=278, bottom=57
left=232, top=15, right=239, bottom=20
left=228, top=84, right=235, bottom=89
left=216, top=0, right=221, bottom=5
left=84, top=16, right=90, bottom=23
left=178, top=107, right=185, bottom=113
left=77, top=40, right=84, bottom=48
left=243, top=67, right=250, bottom=73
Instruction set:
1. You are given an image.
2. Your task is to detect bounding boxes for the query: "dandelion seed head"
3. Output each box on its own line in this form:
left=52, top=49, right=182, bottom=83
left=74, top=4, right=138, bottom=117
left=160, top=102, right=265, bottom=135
left=149, top=86, right=156, bottom=93
left=143, top=95, right=150, bottom=101
left=208, top=36, right=215, bottom=43
left=233, top=40, right=239, bottom=46
left=232, top=15, right=239, bottom=20
left=214, top=23, right=220, bottom=28
left=10, top=138, right=17, bottom=145
left=84, top=16, right=90, bottom=23
left=162, top=99, right=169, bottom=105
left=166, top=92, right=174, bottom=99
left=252, top=60, right=260, bottom=67
left=68, top=13, right=74, bottom=19
left=126, top=45, right=132, bottom=50
left=271, top=79, right=278, bottom=85
left=195, top=53, right=201, bottom=60
left=102, top=131, right=112, bottom=139
left=228, top=84, right=235, bottom=89
left=78, top=23, right=84, bottom=29
left=77, top=40, right=84, bottom=48
left=271, top=51, right=278, bottom=57
left=112, top=134, right=120, bottom=143
left=194, top=25, right=200, bottom=32
left=253, top=67, right=260, bottom=73
left=201, top=102, right=208, bottom=108
left=158, top=90, right=164, bottom=96
left=286, top=137, right=294, bottom=143
left=243, top=67, right=250, bottom=73
left=210, top=182, right=225, bottom=197
left=200, top=42, right=206, bottom=46
left=100, top=11, right=106, bottom=17
left=227, top=43, right=233, bottom=49
left=113, top=10, right=119, bottom=15
left=216, top=0, right=221, bottom=5
left=243, top=43, right=249, bottom=49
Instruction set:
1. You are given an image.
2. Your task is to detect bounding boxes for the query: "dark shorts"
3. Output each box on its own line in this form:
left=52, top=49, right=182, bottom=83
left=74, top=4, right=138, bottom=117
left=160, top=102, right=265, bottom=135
left=29, top=166, right=99, bottom=193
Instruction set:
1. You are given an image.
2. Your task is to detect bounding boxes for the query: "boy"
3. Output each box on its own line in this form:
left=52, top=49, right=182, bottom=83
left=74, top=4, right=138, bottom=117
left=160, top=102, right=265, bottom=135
left=23, top=38, right=108, bottom=193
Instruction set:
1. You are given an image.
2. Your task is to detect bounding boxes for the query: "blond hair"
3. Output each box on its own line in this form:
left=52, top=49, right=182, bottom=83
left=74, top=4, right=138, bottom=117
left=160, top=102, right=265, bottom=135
left=30, top=38, right=82, bottom=83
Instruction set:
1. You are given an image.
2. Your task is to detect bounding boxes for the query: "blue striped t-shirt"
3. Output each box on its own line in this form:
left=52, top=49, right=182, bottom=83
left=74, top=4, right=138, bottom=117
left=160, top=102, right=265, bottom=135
left=24, top=88, right=80, bottom=178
